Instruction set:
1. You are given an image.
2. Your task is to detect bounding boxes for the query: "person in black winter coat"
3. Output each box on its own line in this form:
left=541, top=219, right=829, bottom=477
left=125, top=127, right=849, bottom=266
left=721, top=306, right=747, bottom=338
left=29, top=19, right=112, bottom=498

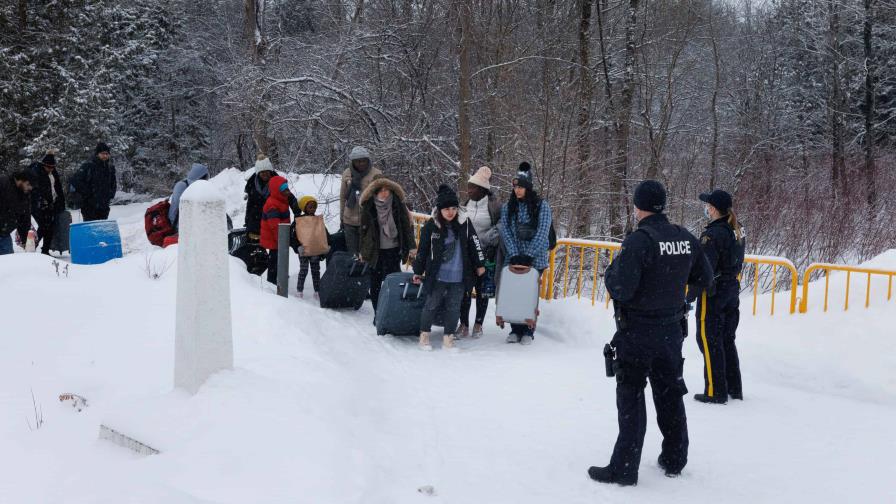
left=0, top=171, right=34, bottom=255
left=412, top=185, right=486, bottom=351
left=71, top=143, right=116, bottom=221
left=244, top=154, right=278, bottom=241
left=28, top=150, right=66, bottom=255
left=690, top=189, right=746, bottom=404
left=588, top=180, right=713, bottom=487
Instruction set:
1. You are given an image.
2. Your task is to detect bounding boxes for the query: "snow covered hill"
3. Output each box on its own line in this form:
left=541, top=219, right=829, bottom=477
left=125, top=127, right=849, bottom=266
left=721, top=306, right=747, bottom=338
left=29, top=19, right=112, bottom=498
left=1, top=169, right=894, bottom=503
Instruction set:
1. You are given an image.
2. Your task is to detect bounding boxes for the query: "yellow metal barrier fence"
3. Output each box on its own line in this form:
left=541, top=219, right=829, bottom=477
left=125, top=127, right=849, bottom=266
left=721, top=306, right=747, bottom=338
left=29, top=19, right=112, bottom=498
left=799, top=263, right=896, bottom=313
left=407, top=216, right=893, bottom=316
left=541, top=239, right=800, bottom=315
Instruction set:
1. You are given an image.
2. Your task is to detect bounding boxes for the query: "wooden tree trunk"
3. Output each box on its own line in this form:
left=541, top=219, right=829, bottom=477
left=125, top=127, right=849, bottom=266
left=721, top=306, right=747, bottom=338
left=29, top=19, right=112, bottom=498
left=244, top=0, right=278, bottom=164
left=827, top=0, right=847, bottom=199
left=17, top=0, right=26, bottom=31
left=863, top=0, right=877, bottom=208
left=575, top=0, right=595, bottom=236
left=610, top=0, right=639, bottom=239
left=457, top=0, right=473, bottom=201
left=709, top=6, right=721, bottom=190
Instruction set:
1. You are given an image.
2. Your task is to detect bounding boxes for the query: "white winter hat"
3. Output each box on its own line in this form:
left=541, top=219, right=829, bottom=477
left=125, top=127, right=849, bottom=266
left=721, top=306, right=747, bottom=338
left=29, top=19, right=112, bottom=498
left=468, top=166, right=492, bottom=191
left=349, top=146, right=371, bottom=161
left=254, top=155, right=274, bottom=175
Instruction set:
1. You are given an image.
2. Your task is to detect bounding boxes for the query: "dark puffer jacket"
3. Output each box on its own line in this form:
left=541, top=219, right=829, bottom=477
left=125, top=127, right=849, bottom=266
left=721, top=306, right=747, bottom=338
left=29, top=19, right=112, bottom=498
left=71, top=155, right=117, bottom=211
left=359, top=175, right=416, bottom=268
left=413, top=209, right=485, bottom=294
left=28, top=162, right=66, bottom=217
left=0, top=175, right=32, bottom=238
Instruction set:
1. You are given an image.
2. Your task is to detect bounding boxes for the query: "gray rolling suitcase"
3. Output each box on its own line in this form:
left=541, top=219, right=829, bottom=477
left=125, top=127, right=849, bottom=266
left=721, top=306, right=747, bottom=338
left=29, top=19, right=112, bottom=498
left=375, top=272, right=426, bottom=336
left=50, top=210, right=71, bottom=253
left=495, top=266, right=540, bottom=324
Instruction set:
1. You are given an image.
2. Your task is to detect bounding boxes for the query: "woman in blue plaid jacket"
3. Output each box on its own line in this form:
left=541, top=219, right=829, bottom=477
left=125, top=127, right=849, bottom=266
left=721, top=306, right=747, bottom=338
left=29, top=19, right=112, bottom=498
left=498, top=162, right=553, bottom=345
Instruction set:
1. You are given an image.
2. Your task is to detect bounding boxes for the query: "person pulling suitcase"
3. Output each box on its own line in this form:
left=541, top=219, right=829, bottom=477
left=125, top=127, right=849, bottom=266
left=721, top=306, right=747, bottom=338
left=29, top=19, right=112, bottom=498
left=412, top=185, right=485, bottom=351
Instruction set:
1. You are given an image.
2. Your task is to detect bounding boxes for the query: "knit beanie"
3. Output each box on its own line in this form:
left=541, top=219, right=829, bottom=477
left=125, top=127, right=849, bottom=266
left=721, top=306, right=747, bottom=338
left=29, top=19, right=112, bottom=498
left=633, top=180, right=667, bottom=213
left=436, top=184, right=460, bottom=210
left=254, top=154, right=274, bottom=175
left=95, top=142, right=111, bottom=155
left=299, top=195, right=318, bottom=213
left=41, top=149, right=57, bottom=167
left=514, top=162, right=534, bottom=190
left=349, top=146, right=371, bottom=161
left=468, top=166, right=492, bottom=191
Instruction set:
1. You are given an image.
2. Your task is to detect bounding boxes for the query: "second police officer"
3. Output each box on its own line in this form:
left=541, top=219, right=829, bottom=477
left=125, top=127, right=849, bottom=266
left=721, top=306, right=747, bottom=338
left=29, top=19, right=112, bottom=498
left=589, top=180, right=713, bottom=486
left=691, top=189, right=746, bottom=404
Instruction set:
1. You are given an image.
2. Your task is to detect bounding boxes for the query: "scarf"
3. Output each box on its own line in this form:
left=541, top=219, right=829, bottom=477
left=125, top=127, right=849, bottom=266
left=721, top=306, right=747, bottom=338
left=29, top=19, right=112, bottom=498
left=255, top=175, right=270, bottom=199
left=346, top=166, right=367, bottom=209
left=374, top=194, right=398, bottom=243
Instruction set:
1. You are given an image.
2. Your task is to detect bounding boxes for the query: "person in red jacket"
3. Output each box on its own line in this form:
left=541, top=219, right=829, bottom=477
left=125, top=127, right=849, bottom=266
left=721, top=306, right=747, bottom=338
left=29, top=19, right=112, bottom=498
left=260, top=175, right=303, bottom=285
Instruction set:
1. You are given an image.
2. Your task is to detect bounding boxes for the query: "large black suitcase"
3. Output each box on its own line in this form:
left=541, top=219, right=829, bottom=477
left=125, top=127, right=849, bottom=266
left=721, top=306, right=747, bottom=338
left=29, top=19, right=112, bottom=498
left=319, top=251, right=370, bottom=310
left=327, top=229, right=347, bottom=263
left=229, top=228, right=268, bottom=275
left=374, top=272, right=426, bottom=336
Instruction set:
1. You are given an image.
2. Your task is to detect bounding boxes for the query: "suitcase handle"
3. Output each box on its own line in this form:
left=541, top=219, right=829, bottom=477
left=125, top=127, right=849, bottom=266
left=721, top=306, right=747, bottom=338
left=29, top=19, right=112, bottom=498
left=400, top=282, right=424, bottom=300
left=349, top=262, right=369, bottom=277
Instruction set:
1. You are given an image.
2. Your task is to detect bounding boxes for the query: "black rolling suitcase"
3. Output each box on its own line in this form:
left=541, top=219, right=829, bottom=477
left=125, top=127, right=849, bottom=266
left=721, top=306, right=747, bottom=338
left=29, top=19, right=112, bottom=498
left=374, top=272, right=426, bottom=336
left=327, top=229, right=347, bottom=263
left=229, top=228, right=269, bottom=275
left=319, top=251, right=370, bottom=310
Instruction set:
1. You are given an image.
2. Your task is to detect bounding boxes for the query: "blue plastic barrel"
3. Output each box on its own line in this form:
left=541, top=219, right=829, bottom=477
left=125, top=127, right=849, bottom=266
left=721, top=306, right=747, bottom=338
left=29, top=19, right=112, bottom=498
left=70, top=220, right=123, bottom=265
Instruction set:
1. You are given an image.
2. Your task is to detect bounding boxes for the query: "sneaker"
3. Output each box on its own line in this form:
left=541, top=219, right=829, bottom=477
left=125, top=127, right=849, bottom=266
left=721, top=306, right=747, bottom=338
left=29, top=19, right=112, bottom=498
left=471, top=324, right=483, bottom=339
left=457, top=324, right=469, bottom=339
left=313, top=292, right=320, bottom=300
left=419, top=332, right=433, bottom=351
left=443, top=334, right=456, bottom=349
left=297, top=291, right=304, bottom=298
left=587, top=466, right=637, bottom=486
left=519, top=335, right=534, bottom=345
left=505, top=333, right=520, bottom=344
left=694, top=393, right=727, bottom=404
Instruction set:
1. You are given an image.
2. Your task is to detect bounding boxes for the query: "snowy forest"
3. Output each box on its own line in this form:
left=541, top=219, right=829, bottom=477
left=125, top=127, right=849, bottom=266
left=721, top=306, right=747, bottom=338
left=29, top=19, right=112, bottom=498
left=1, top=0, right=894, bottom=267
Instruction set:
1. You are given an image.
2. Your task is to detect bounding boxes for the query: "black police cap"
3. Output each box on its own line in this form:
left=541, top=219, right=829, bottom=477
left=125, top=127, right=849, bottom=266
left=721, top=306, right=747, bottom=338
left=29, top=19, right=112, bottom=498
left=699, top=189, right=733, bottom=213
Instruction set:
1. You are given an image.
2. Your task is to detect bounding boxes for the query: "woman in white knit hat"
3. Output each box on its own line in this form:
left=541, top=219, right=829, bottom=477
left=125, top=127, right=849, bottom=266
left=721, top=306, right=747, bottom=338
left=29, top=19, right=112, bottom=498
left=458, top=166, right=503, bottom=339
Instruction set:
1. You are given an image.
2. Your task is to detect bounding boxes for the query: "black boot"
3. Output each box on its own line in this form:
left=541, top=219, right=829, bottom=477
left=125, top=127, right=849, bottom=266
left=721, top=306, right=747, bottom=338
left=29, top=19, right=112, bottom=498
left=694, top=393, right=727, bottom=404
left=729, top=392, right=743, bottom=400
left=658, top=455, right=682, bottom=477
left=587, top=466, right=637, bottom=486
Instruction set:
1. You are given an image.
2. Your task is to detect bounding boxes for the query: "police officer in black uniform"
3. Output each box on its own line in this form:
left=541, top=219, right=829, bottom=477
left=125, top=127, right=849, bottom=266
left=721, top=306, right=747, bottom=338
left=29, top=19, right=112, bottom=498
left=691, top=189, right=746, bottom=404
left=589, top=180, right=713, bottom=486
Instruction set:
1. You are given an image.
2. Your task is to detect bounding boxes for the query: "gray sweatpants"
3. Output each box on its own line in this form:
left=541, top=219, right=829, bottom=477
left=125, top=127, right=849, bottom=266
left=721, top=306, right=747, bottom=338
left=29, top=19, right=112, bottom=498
left=343, top=224, right=361, bottom=256
left=420, top=281, right=465, bottom=335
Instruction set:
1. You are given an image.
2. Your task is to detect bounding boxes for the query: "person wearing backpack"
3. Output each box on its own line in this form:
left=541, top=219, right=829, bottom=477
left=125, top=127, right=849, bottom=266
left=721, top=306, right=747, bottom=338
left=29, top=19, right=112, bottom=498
left=260, top=176, right=304, bottom=285
left=168, top=163, right=210, bottom=230
left=458, top=166, right=502, bottom=339
left=412, top=185, right=486, bottom=350
left=689, top=189, right=746, bottom=404
left=498, top=162, right=553, bottom=345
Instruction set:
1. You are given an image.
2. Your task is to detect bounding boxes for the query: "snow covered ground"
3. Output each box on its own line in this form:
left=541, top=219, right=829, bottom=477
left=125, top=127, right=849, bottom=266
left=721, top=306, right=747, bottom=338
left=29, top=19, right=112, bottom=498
left=1, top=169, right=894, bottom=503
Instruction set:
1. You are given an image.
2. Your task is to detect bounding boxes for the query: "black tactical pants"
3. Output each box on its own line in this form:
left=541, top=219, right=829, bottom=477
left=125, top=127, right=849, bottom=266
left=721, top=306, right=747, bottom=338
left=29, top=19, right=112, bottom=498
left=608, top=324, right=689, bottom=483
left=695, top=281, right=742, bottom=400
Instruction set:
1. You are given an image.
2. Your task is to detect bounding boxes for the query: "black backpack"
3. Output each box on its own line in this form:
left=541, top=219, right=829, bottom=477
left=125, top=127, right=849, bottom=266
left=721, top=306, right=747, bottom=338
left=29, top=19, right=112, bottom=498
left=514, top=200, right=557, bottom=251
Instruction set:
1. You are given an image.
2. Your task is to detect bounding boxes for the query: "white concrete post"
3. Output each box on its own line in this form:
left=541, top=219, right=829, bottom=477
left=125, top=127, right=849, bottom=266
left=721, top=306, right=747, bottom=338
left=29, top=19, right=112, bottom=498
left=174, top=180, right=233, bottom=394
